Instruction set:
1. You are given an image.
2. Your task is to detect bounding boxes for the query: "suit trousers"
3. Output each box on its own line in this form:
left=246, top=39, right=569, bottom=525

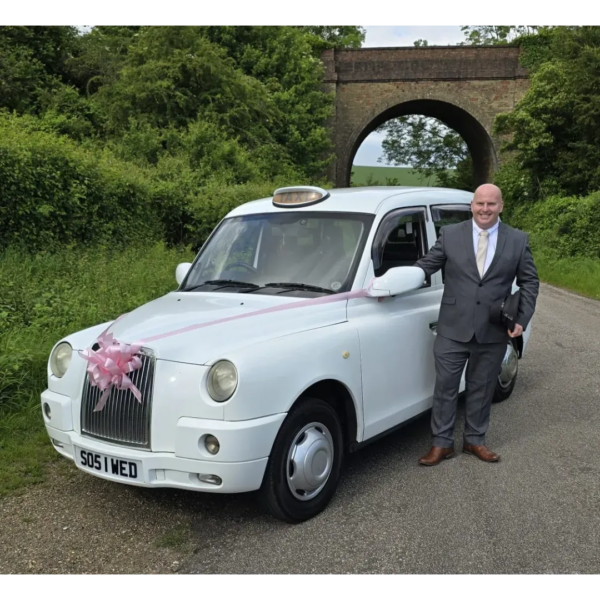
left=431, top=333, right=507, bottom=448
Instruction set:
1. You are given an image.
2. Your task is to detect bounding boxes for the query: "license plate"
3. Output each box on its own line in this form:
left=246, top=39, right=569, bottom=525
left=74, top=447, right=142, bottom=481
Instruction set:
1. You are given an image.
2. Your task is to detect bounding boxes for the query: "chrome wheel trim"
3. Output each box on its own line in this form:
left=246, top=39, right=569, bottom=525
left=286, top=422, right=334, bottom=501
left=498, top=343, right=518, bottom=389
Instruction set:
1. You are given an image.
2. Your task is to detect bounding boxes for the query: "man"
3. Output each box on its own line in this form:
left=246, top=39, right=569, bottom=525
left=414, top=184, right=539, bottom=465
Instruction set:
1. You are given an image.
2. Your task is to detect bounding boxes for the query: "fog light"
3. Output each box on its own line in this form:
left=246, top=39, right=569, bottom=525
left=204, top=435, right=220, bottom=455
left=198, top=474, right=222, bottom=485
left=43, top=402, right=51, bottom=420
left=51, top=438, right=64, bottom=448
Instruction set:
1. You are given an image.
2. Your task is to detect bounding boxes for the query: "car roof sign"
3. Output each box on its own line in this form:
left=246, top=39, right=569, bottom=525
left=272, top=186, right=330, bottom=208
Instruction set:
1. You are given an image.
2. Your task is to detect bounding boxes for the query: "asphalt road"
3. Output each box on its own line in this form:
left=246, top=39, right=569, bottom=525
left=180, top=282, right=600, bottom=574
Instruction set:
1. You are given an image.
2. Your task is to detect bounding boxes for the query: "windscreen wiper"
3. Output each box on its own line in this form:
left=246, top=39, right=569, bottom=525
left=261, top=282, right=336, bottom=295
left=185, top=279, right=260, bottom=292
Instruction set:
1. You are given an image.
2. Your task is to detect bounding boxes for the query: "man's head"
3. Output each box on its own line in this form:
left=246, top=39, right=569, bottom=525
left=471, top=184, right=503, bottom=229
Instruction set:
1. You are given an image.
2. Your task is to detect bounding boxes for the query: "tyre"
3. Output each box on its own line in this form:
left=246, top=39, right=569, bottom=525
left=258, top=397, right=344, bottom=523
left=493, top=339, right=519, bottom=403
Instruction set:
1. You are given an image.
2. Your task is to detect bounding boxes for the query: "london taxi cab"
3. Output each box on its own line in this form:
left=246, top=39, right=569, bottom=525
left=42, top=186, right=529, bottom=522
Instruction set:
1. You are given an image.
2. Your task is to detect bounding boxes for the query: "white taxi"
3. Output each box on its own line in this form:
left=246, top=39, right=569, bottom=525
left=42, top=186, right=530, bottom=522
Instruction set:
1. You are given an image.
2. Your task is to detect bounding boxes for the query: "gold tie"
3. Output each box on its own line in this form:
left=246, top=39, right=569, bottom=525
left=476, top=231, right=489, bottom=277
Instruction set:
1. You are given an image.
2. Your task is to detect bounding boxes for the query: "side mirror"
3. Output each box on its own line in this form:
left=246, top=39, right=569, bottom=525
left=175, top=262, right=193, bottom=286
left=367, top=266, right=425, bottom=298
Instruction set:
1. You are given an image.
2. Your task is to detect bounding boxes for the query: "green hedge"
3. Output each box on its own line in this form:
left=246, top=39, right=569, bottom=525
left=0, top=114, right=165, bottom=251
left=0, top=114, right=301, bottom=252
left=507, top=192, right=600, bottom=259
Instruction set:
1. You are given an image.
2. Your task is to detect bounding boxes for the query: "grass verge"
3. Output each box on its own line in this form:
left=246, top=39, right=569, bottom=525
left=0, top=396, right=60, bottom=498
left=0, top=243, right=193, bottom=498
left=533, top=252, right=600, bottom=301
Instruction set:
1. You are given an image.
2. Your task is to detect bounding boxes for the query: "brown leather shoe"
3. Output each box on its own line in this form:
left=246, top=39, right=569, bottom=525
left=462, top=443, right=500, bottom=462
left=418, top=446, right=455, bottom=466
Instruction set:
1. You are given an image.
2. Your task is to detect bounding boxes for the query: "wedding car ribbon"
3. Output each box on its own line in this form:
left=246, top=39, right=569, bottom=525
left=80, top=280, right=375, bottom=411
left=79, top=330, right=144, bottom=412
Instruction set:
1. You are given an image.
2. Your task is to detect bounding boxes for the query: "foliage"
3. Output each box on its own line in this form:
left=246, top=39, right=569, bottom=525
left=0, top=24, right=370, bottom=253
left=62, top=26, right=362, bottom=178
left=494, top=26, right=600, bottom=204
left=506, top=192, right=600, bottom=260
left=0, top=26, right=82, bottom=116
left=0, top=26, right=80, bottom=79
left=0, top=112, right=163, bottom=252
left=436, top=156, right=474, bottom=191
left=301, top=26, right=365, bottom=51
left=377, top=116, right=474, bottom=191
left=193, top=26, right=341, bottom=178
left=459, top=26, right=539, bottom=46
left=413, top=39, right=429, bottom=47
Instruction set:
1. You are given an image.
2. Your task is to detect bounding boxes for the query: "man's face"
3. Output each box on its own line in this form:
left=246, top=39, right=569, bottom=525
left=471, top=192, right=503, bottom=229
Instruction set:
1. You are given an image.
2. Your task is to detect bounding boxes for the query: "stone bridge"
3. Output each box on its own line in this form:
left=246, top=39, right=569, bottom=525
left=320, top=46, right=529, bottom=188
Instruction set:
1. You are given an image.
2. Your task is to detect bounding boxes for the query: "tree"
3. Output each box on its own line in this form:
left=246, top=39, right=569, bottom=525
left=0, top=26, right=79, bottom=79
left=188, top=26, right=364, bottom=177
left=93, top=28, right=277, bottom=136
left=413, top=39, right=429, bottom=47
left=302, top=26, right=365, bottom=51
left=377, top=116, right=474, bottom=191
left=494, top=26, right=600, bottom=203
left=0, top=26, right=80, bottom=113
left=459, top=26, right=539, bottom=45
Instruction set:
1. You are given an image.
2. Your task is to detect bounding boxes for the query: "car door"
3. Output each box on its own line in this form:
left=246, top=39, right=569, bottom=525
left=348, top=206, right=441, bottom=441
left=429, top=203, right=473, bottom=392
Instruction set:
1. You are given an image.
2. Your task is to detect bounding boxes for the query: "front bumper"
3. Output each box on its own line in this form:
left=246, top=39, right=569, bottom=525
left=43, top=390, right=286, bottom=494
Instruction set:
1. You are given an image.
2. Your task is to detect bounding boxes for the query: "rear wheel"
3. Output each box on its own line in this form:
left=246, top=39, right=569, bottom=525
left=258, top=397, right=343, bottom=523
left=493, top=339, right=519, bottom=403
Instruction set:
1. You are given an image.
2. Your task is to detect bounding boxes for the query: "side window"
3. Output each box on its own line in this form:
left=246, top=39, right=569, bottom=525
left=430, top=204, right=472, bottom=282
left=372, top=208, right=430, bottom=285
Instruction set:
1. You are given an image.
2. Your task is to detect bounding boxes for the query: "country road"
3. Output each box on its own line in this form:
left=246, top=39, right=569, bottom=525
left=1, top=282, right=599, bottom=574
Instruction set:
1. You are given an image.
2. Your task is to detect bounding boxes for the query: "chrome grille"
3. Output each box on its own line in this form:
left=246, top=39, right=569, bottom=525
left=80, top=349, right=155, bottom=449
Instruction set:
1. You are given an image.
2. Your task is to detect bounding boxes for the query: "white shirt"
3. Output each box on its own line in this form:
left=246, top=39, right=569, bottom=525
left=472, top=218, right=500, bottom=275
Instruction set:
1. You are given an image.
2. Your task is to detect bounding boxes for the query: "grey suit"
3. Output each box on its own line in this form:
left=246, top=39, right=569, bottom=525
left=414, top=219, right=539, bottom=447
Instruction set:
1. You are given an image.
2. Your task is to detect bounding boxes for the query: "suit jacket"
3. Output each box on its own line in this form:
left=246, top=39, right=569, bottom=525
left=414, top=219, right=540, bottom=344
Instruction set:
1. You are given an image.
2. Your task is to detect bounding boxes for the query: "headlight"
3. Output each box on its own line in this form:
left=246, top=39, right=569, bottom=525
left=207, top=360, right=238, bottom=402
left=50, top=342, right=72, bottom=378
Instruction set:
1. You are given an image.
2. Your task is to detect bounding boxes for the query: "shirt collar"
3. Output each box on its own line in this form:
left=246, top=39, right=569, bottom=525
left=473, top=218, right=500, bottom=236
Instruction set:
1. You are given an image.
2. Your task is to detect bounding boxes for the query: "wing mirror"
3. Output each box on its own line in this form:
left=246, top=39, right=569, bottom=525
left=175, top=262, right=193, bottom=286
left=366, top=266, right=425, bottom=297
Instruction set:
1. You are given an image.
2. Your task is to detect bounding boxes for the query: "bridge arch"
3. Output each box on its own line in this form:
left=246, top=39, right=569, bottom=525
left=345, top=97, right=497, bottom=189
left=320, top=46, right=530, bottom=188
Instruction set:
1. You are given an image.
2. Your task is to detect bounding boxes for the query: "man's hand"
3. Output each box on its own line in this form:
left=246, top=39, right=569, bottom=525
left=508, top=323, right=523, bottom=338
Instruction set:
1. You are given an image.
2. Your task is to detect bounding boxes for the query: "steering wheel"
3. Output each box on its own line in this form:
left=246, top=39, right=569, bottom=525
left=223, top=261, right=258, bottom=274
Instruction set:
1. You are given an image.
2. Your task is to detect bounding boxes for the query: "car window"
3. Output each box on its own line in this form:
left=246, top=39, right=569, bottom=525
left=430, top=204, right=472, bottom=282
left=372, top=208, right=430, bottom=285
left=430, top=204, right=472, bottom=237
left=183, top=211, right=374, bottom=295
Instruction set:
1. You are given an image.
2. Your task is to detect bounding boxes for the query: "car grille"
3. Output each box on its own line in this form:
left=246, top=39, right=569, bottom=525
left=80, top=349, right=155, bottom=449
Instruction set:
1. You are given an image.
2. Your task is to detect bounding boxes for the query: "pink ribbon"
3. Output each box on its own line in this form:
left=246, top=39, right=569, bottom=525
left=79, top=331, right=144, bottom=412
left=80, top=280, right=376, bottom=411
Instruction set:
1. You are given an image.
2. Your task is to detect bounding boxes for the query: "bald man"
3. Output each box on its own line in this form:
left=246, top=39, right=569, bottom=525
left=414, top=184, right=539, bottom=465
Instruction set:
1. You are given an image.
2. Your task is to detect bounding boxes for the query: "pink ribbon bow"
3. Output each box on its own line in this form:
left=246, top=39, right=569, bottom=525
left=79, top=331, right=144, bottom=412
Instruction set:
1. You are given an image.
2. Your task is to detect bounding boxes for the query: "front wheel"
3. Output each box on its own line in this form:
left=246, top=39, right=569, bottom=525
left=493, top=339, right=519, bottom=403
left=258, top=397, right=344, bottom=523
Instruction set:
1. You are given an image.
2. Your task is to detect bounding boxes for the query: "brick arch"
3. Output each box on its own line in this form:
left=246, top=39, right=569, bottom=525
left=320, top=46, right=530, bottom=188
left=344, top=97, right=497, bottom=189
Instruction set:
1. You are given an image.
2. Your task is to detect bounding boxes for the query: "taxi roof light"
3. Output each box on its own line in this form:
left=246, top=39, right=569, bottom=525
left=272, top=186, right=330, bottom=208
